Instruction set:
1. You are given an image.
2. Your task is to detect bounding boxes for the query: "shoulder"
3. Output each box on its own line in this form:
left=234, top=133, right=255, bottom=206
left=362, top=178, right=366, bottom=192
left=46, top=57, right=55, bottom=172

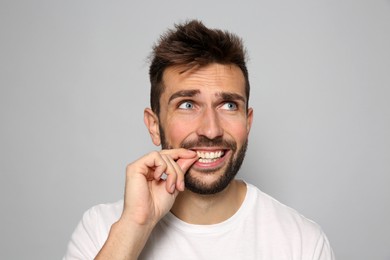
left=80, top=200, right=123, bottom=240
left=63, top=200, right=123, bottom=260
left=245, top=183, right=335, bottom=258
left=84, top=200, right=123, bottom=225
left=246, top=183, right=324, bottom=237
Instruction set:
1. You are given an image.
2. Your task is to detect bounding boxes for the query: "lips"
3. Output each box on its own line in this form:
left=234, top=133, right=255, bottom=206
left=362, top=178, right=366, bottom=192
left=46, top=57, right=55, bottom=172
left=186, top=148, right=230, bottom=172
left=196, top=150, right=225, bottom=163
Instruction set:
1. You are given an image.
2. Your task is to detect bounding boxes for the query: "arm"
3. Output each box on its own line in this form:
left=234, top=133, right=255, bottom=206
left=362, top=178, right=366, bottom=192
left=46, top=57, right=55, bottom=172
left=95, top=149, right=198, bottom=260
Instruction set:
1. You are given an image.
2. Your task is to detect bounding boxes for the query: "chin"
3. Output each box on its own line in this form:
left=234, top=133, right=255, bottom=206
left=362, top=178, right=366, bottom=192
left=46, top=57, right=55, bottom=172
left=184, top=169, right=236, bottom=195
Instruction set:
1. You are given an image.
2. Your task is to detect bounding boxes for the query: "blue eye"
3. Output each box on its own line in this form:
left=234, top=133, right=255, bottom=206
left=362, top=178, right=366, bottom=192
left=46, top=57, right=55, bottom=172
left=178, top=101, right=194, bottom=109
left=222, top=102, right=237, bottom=110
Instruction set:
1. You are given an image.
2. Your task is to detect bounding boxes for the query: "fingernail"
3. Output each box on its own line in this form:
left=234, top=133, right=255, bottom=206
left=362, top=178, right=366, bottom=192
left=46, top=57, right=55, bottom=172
left=160, top=172, right=168, bottom=181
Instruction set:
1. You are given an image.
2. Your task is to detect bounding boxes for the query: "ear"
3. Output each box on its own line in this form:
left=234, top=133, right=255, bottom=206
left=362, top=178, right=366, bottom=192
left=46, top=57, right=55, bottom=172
left=144, top=108, right=161, bottom=146
left=246, top=107, right=254, bottom=134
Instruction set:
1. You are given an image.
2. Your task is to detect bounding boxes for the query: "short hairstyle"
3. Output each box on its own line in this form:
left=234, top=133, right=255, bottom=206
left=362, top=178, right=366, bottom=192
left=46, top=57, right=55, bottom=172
left=149, top=19, right=250, bottom=116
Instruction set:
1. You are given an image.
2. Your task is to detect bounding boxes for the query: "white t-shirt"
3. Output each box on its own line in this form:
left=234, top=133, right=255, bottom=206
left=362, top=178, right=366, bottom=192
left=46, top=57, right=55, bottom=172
left=64, top=183, right=335, bottom=260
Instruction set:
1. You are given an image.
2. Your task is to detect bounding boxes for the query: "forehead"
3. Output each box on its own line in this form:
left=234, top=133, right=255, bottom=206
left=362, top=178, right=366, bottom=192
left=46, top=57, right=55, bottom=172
left=161, top=63, right=246, bottom=97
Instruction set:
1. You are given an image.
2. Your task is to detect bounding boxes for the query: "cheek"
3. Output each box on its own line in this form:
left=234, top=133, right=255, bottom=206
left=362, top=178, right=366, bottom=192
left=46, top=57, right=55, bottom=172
left=165, top=118, right=194, bottom=146
left=221, top=116, right=250, bottom=141
left=228, top=125, right=249, bottom=144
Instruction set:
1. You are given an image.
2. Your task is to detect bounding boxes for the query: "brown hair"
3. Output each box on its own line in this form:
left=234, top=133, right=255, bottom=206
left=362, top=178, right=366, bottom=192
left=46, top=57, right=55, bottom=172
left=149, top=20, right=250, bottom=116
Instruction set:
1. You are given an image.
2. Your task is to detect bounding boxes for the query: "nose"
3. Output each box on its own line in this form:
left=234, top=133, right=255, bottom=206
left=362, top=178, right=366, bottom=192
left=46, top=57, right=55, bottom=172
left=196, top=108, right=223, bottom=140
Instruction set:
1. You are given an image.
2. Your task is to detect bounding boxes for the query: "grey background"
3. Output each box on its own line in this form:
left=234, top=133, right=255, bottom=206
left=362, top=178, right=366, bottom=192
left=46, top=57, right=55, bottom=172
left=1, top=0, right=389, bottom=259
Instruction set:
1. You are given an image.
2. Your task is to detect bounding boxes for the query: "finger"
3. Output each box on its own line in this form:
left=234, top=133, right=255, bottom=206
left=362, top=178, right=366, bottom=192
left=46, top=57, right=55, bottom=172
left=160, top=154, right=178, bottom=194
left=160, top=148, right=198, bottom=174
left=160, top=148, right=197, bottom=160
left=160, top=150, right=198, bottom=191
left=176, top=157, right=199, bottom=173
left=166, top=155, right=187, bottom=192
left=126, top=152, right=163, bottom=180
left=154, top=154, right=175, bottom=180
left=141, top=151, right=167, bottom=180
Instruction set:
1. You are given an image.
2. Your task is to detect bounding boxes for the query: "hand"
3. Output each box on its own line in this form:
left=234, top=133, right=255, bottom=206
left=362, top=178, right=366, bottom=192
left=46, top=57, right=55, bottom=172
left=120, top=148, right=198, bottom=227
left=95, top=149, right=198, bottom=260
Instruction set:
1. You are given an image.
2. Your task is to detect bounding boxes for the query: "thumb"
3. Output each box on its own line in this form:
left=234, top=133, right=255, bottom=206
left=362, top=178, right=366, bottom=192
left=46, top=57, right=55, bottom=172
left=176, top=157, right=198, bottom=173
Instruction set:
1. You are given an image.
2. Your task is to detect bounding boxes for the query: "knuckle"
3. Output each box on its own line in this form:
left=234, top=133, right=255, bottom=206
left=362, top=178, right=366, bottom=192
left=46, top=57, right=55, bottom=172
left=151, top=150, right=160, bottom=157
left=125, top=163, right=133, bottom=173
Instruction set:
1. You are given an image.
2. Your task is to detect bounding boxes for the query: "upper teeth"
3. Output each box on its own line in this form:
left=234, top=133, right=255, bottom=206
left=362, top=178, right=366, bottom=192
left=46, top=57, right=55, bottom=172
left=196, top=151, right=224, bottom=159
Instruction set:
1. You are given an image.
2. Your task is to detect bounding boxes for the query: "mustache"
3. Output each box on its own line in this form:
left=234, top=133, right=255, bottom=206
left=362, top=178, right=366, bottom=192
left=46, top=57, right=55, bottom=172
left=180, top=136, right=237, bottom=150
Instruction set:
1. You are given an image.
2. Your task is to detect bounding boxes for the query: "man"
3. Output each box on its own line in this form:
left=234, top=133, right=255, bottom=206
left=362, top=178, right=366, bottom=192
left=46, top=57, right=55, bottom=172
left=64, top=20, right=335, bottom=260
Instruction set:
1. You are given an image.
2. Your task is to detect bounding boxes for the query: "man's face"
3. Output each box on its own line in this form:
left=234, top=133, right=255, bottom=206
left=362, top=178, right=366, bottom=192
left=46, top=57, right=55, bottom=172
left=152, top=63, right=253, bottom=194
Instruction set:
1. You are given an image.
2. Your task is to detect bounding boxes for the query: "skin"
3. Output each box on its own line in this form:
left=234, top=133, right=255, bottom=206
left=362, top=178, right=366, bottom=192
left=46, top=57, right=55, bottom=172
left=96, top=63, right=253, bottom=259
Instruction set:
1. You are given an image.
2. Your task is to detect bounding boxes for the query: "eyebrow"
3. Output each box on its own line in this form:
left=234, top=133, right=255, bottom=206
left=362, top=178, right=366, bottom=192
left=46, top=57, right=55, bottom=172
left=168, top=89, right=246, bottom=104
left=216, top=92, right=246, bottom=103
left=168, top=89, right=201, bottom=104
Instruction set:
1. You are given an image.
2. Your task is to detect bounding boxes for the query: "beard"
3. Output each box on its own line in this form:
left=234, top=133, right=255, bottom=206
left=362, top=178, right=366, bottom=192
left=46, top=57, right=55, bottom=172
left=159, top=125, right=248, bottom=195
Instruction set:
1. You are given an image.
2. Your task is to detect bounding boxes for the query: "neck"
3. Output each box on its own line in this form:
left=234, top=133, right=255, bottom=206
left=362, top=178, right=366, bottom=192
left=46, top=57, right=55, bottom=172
left=170, top=180, right=247, bottom=225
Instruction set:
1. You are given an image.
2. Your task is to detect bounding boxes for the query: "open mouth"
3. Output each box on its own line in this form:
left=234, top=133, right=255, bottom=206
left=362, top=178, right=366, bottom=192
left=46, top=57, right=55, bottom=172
left=196, top=150, right=226, bottom=163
